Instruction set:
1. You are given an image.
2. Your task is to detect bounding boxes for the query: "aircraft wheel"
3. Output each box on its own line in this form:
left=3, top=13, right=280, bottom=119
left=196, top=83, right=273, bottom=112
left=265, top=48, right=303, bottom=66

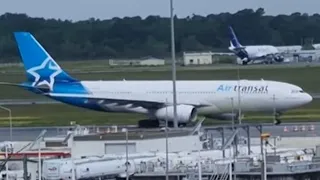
left=273, top=112, right=282, bottom=125
left=274, top=119, right=281, bottom=125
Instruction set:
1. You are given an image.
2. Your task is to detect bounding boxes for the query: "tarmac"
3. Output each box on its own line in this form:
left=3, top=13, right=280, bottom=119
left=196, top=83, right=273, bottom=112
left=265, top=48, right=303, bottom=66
left=0, top=122, right=319, bottom=141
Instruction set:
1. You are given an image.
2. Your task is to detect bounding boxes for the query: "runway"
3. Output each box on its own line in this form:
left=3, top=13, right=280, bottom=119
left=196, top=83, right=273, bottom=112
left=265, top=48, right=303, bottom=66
left=0, top=122, right=318, bottom=141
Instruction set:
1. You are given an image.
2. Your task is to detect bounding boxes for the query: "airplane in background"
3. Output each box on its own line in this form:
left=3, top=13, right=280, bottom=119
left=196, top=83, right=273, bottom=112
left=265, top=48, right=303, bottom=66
left=228, top=26, right=285, bottom=65
left=4, top=32, right=313, bottom=128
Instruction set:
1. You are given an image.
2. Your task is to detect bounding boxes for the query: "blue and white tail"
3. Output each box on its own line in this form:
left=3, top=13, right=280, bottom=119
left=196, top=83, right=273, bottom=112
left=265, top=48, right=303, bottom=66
left=228, top=26, right=243, bottom=48
left=14, top=32, right=78, bottom=91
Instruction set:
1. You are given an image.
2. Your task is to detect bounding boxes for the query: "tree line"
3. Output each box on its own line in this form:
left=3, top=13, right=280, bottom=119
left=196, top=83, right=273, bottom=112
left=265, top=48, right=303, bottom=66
left=0, top=8, right=320, bottom=62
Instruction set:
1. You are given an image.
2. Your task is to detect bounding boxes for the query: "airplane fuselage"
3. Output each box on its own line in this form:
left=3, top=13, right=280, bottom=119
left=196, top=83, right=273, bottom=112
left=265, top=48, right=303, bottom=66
left=244, top=45, right=279, bottom=59
left=47, top=80, right=312, bottom=117
left=229, top=45, right=280, bottom=60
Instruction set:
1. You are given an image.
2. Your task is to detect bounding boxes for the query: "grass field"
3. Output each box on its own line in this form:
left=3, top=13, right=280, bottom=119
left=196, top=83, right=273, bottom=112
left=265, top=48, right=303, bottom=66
left=0, top=99, right=319, bottom=127
left=1, top=62, right=320, bottom=99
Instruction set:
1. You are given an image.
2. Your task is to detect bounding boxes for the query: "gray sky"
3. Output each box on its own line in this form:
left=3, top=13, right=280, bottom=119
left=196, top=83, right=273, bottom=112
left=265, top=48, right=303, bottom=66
left=1, top=0, right=319, bottom=21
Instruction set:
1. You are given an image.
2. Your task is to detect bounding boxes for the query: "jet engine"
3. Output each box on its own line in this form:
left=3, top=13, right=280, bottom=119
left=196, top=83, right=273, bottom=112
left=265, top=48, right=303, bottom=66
left=154, top=105, right=197, bottom=123
left=273, top=55, right=284, bottom=62
left=241, top=58, right=250, bottom=65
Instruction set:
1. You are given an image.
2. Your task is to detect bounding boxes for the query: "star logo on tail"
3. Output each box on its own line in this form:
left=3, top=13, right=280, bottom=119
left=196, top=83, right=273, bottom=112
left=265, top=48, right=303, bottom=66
left=26, top=57, right=62, bottom=91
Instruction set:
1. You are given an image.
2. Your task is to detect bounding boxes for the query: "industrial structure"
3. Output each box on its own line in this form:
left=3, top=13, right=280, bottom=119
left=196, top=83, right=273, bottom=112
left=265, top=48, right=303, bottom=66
left=1, top=122, right=320, bottom=180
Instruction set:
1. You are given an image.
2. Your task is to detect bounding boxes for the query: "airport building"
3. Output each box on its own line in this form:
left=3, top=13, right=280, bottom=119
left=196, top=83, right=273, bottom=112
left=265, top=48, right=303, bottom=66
left=108, top=56, right=165, bottom=66
left=292, top=49, right=320, bottom=62
left=183, top=51, right=234, bottom=65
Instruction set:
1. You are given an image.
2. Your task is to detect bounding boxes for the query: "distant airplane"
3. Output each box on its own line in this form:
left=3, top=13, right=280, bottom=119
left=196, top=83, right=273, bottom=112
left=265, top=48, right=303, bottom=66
left=228, top=26, right=285, bottom=65
left=5, top=32, right=313, bottom=128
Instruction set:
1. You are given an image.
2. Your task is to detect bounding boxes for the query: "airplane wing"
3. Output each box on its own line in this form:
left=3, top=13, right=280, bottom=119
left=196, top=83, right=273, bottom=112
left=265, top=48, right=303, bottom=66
left=0, top=82, right=206, bottom=110
left=48, top=93, right=205, bottom=110
left=86, top=97, right=165, bottom=109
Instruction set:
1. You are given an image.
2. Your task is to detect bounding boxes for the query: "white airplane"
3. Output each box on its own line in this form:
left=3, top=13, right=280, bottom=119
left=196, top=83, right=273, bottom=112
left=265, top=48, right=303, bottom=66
left=228, top=26, right=285, bottom=65
left=5, top=32, right=312, bottom=128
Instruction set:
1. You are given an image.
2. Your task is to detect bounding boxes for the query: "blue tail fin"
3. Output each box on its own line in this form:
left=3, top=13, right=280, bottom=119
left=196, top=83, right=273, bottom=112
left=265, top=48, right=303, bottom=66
left=14, top=32, right=78, bottom=89
left=228, top=26, right=242, bottom=48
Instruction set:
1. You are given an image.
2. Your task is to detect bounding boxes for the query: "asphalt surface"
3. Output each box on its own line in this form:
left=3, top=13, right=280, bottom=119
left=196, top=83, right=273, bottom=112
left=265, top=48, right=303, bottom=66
left=0, top=122, right=319, bottom=141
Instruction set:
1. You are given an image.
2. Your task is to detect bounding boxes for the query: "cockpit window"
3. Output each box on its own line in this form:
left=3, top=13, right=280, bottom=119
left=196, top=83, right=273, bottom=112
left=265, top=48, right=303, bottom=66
left=291, top=90, right=304, bottom=93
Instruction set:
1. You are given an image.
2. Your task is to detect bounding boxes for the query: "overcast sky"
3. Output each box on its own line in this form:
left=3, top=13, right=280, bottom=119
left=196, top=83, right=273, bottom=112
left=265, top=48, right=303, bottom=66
left=1, top=0, right=319, bottom=21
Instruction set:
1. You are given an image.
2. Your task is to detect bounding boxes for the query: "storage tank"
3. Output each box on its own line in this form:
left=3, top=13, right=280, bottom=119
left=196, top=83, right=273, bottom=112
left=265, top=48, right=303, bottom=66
left=43, top=158, right=137, bottom=180
left=75, top=159, right=131, bottom=179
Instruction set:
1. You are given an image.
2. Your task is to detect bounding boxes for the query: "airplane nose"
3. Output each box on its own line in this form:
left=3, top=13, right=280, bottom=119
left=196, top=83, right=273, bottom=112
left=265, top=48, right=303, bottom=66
left=304, top=93, right=313, bottom=104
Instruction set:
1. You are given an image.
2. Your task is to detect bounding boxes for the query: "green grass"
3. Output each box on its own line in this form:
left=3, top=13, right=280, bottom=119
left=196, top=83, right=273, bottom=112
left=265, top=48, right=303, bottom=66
left=1, top=63, right=320, bottom=99
left=0, top=99, right=319, bottom=127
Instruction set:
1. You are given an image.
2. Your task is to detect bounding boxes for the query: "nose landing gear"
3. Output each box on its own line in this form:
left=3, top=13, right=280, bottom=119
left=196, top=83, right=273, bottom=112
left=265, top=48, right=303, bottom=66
left=273, top=112, right=282, bottom=125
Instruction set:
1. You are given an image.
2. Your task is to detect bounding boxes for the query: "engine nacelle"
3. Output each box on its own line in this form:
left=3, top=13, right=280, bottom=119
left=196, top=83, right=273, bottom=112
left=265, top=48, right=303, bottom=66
left=154, top=105, right=197, bottom=123
left=205, top=113, right=238, bottom=120
left=274, top=55, right=284, bottom=62
left=241, top=58, right=250, bottom=65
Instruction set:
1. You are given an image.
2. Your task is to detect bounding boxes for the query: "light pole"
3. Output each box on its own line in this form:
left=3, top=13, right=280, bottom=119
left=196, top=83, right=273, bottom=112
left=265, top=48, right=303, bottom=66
left=38, top=138, right=42, bottom=180
left=170, top=0, right=178, bottom=129
left=125, top=129, right=129, bottom=180
left=165, top=99, right=169, bottom=180
left=70, top=132, right=76, bottom=180
left=0, top=105, right=12, bottom=141
left=5, top=145, right=8, bottom=180
left=231, top=97, right=235, bottom=130
left=263, top=146, right=267, bottom=180
left=197, top=136, right=202, bottom=180
left=273, top=94, right=276, bottom=124
left=236, top=67, right=241, bottom=125
left=231, top=97, right=237, bottom=180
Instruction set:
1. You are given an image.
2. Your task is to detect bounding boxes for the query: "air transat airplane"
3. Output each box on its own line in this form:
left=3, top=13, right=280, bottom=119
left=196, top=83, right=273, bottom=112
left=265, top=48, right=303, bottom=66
left=228, top=26, right=285, bottom=65
left=6, top=32, right=312, bottom=128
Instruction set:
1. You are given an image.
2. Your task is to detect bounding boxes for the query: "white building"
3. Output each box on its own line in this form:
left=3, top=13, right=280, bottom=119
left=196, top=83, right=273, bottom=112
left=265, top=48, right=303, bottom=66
left=138, top=57, right=165, bottom=66
left=183, top=52, right=234, bottom=65
left=109, top=57, right=165, bottom=66
left=183, top=52, right=213, bottom=65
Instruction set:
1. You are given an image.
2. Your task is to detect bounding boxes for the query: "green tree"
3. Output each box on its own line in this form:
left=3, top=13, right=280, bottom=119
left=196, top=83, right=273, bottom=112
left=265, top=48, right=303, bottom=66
left=1, top=9, right=320, bottom=62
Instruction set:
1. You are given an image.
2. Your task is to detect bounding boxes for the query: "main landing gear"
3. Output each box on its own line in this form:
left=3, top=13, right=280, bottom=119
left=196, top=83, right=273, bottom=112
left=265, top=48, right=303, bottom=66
left=138, top=120, right=187, bottom=128
left=273, top=112, right=282, bottom=125
left=138, top=120, right=159, bottom=128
